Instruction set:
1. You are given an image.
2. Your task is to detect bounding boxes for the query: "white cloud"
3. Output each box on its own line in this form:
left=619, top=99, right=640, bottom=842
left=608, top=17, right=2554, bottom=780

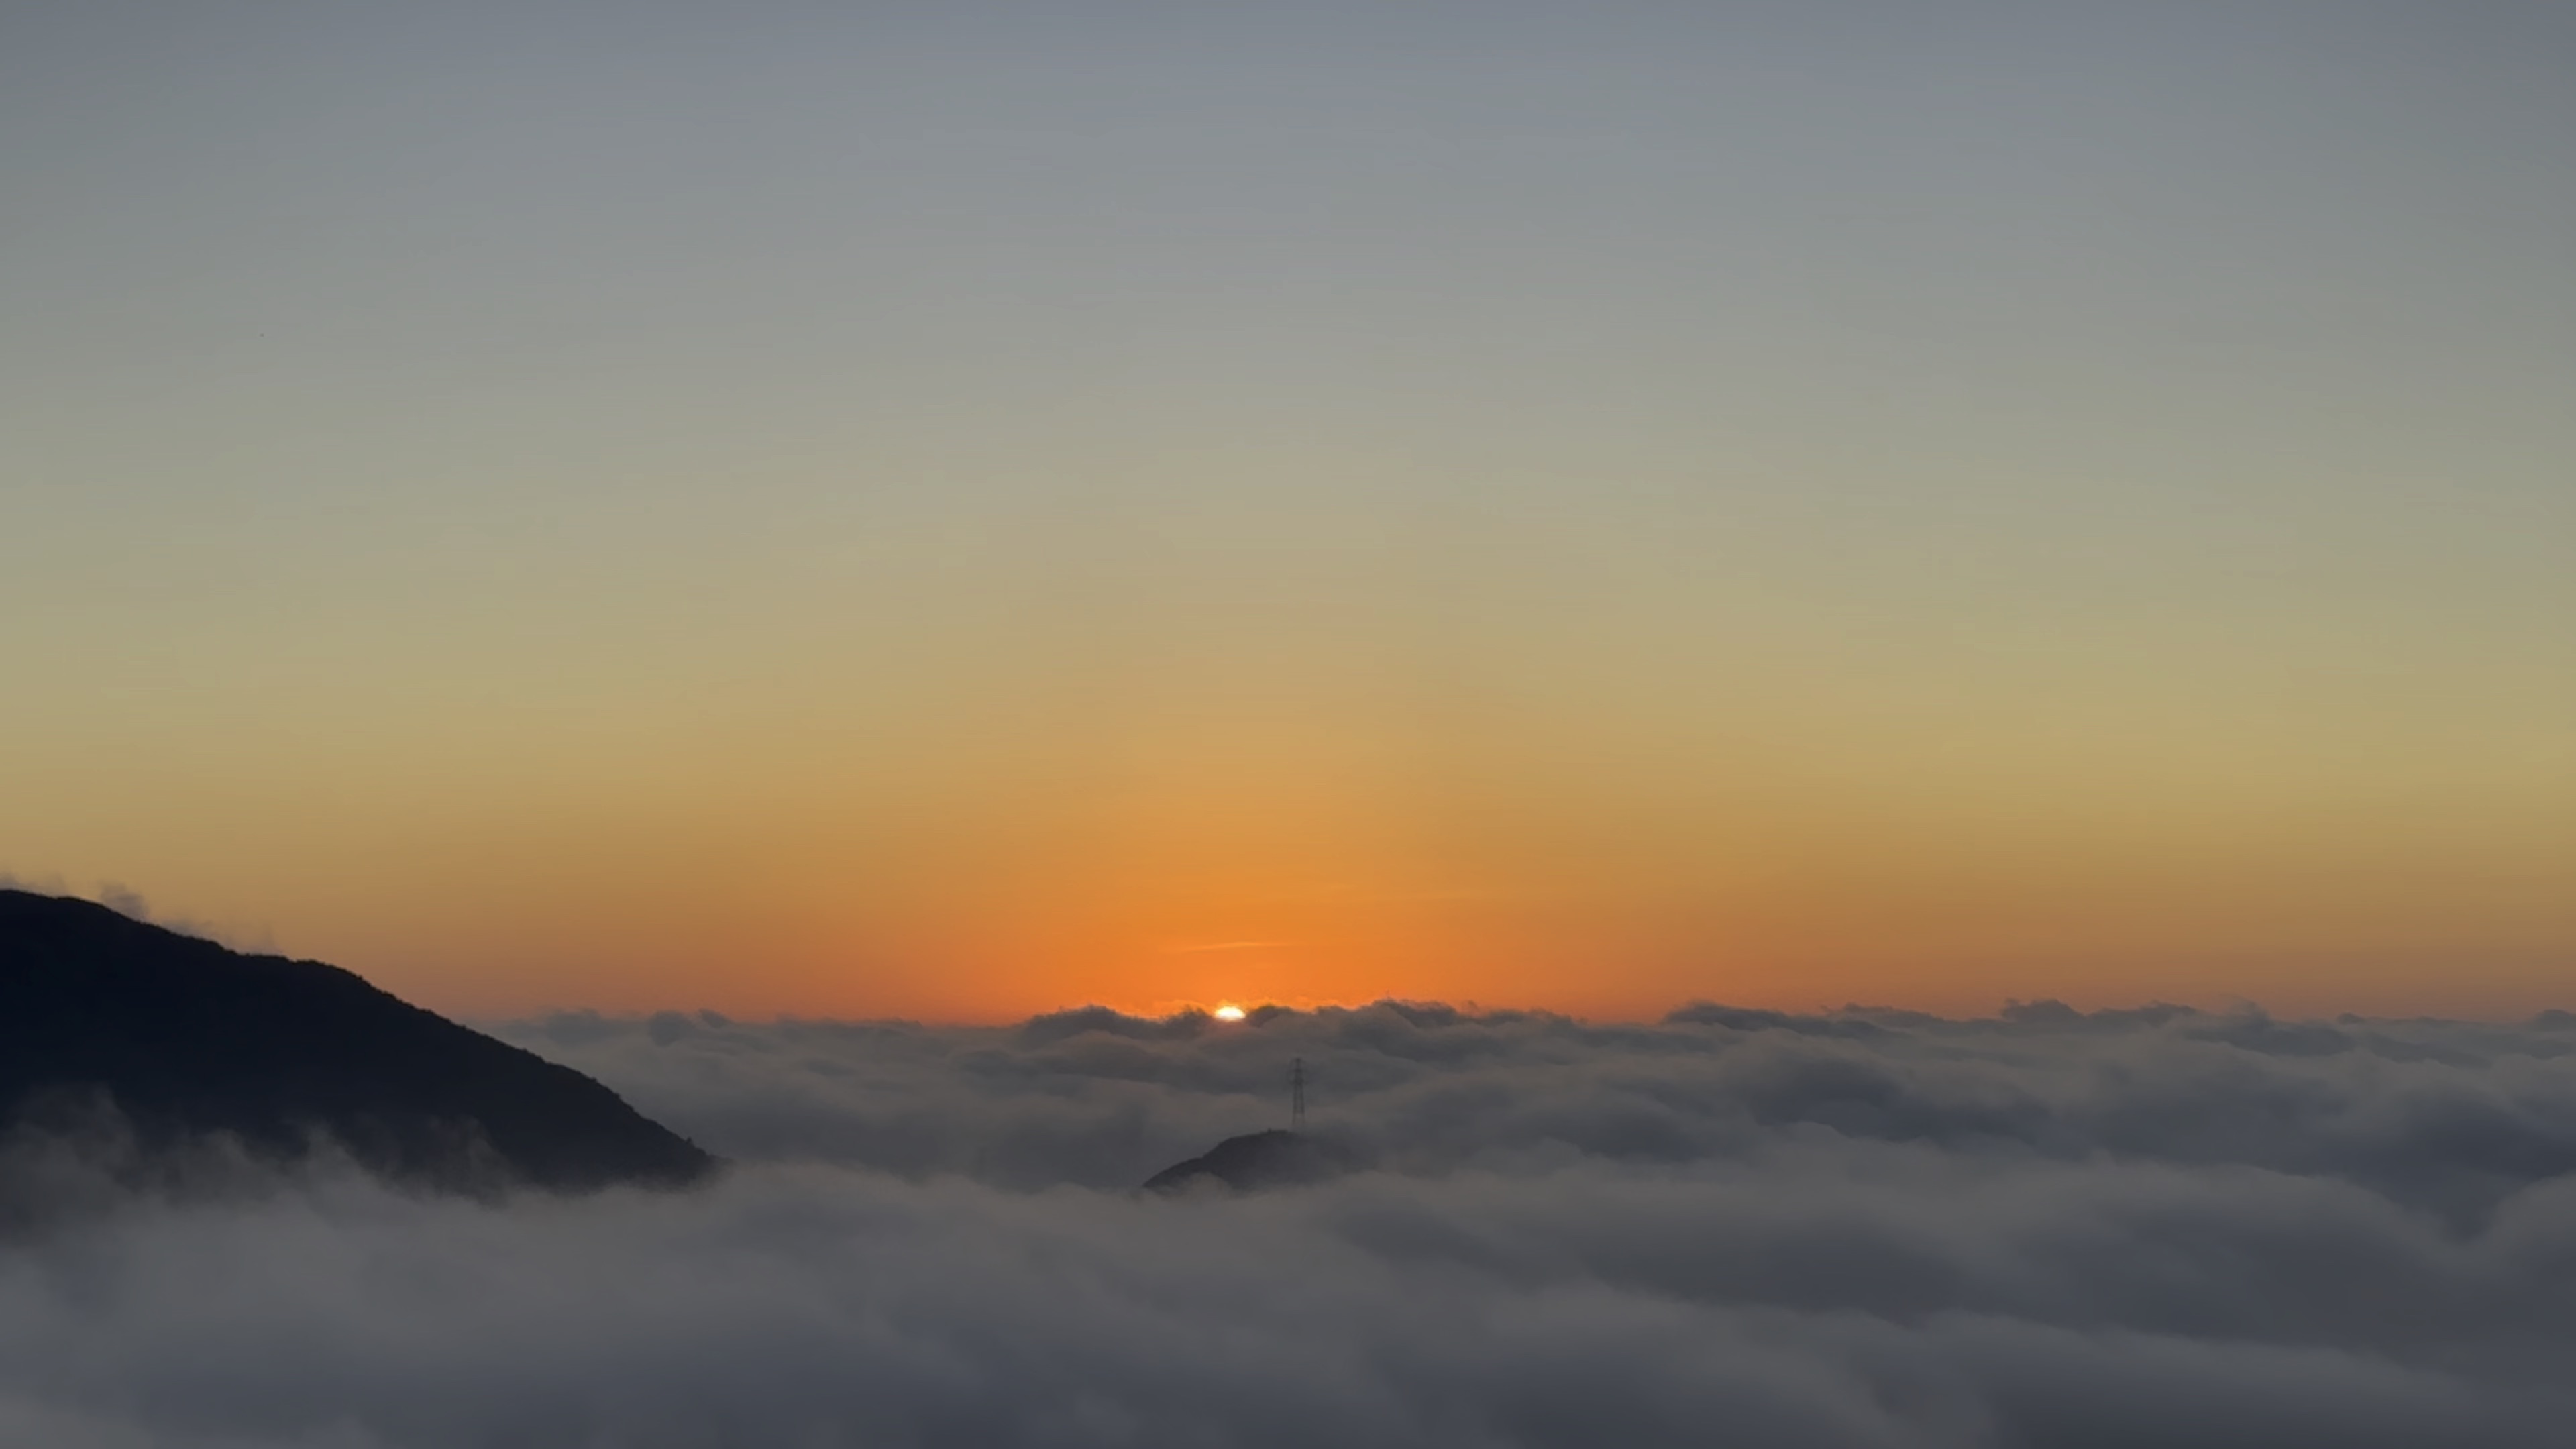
left=4, top=1000, right=2573, bottom=1446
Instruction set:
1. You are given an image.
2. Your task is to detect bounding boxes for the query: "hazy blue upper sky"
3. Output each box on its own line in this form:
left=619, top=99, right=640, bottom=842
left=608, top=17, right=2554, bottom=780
left=4, top=3, right=2569, bottom=1017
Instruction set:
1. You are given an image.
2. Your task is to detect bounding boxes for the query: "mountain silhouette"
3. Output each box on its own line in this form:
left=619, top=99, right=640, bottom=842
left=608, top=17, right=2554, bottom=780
left=1143, top=1129, right=1359, bottom=1194
left=0, top=890, right=714, bottom=1192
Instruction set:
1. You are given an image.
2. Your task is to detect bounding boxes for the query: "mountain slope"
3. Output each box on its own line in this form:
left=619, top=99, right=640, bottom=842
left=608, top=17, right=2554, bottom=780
left=1143, top=1129, right=1359, bottom=1194
left=0, top=890, right=713, bottom=1191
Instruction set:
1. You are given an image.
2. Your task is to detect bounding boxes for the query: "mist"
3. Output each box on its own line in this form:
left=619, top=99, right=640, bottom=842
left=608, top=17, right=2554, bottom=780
left=0, top=1001, right=2569, bottom=1446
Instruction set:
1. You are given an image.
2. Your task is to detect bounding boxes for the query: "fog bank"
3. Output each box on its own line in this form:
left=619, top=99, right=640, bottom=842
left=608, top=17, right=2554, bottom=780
left=3, top=1000, right=2571, bottom=1446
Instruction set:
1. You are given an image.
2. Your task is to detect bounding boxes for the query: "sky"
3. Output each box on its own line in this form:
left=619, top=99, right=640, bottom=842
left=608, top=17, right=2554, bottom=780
left=3, top=2, right=2571, bottom=1020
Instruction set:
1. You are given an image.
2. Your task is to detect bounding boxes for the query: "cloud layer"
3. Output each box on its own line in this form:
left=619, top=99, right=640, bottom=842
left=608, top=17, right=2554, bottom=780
left=4, top=1000, right=2573, bottom=1446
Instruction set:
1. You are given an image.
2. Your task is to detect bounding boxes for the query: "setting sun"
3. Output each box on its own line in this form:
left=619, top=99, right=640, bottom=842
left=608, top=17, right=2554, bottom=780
left=1212, top=1004, right=1246, bottom=1022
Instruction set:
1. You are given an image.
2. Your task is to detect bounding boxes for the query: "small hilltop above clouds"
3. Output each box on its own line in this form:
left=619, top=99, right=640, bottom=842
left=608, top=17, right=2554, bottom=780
left=0, top=889, right=714, bottom=1193
left=1143, top=1129, right=1362, bottom=1194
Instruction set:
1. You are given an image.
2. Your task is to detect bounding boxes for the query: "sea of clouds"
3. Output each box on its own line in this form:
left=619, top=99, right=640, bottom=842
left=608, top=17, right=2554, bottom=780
left=5, top=999, right=2575, bottom=1446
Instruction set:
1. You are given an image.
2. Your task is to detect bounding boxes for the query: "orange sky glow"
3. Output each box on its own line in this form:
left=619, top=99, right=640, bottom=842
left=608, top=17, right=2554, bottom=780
left=4, top=6, right=2569, bottom=1024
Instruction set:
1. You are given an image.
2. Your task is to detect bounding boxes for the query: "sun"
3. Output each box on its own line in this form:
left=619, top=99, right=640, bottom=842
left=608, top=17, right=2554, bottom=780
left=1212, top=1004, right=1246, bottom=1022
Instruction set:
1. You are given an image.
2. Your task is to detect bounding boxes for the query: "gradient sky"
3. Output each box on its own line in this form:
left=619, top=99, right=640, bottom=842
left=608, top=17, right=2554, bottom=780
left=5, top=2, right=2570, bottom=1020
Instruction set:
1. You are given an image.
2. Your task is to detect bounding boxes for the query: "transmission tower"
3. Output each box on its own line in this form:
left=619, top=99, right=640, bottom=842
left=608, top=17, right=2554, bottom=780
left=1289, top=1056, right=1307, bottom=1132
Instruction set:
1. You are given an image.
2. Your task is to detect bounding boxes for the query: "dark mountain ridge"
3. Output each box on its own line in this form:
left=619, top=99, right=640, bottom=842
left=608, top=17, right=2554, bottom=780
left=0, top=890, right=712, bottom=1192
left=1144, top=1129, right=1360, bottom=1194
